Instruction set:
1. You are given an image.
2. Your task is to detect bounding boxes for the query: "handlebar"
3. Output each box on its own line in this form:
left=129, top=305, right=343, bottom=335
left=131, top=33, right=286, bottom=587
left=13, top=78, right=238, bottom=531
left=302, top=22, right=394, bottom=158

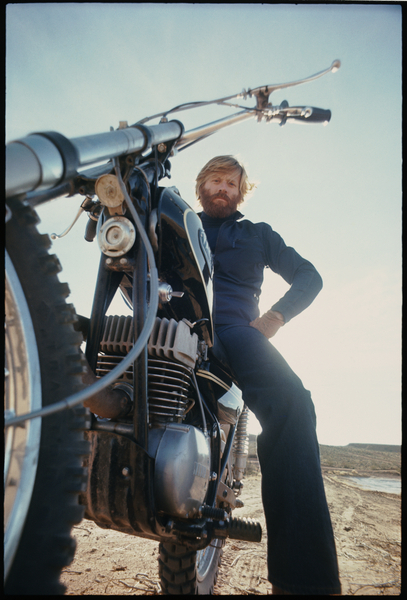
left=6, top=60, right=340, bottom=199
left=6, top=120, right=184, bottom=199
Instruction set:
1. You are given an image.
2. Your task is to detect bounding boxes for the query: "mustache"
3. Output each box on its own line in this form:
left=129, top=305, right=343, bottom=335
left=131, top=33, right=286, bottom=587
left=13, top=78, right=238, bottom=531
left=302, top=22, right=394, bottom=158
left=207, top=191, right=231, bottom=203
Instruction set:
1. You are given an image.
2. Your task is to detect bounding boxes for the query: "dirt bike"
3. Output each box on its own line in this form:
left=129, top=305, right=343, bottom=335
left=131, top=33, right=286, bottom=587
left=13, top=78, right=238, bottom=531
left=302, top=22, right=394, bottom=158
left=5, top=60, right=340, bottom=594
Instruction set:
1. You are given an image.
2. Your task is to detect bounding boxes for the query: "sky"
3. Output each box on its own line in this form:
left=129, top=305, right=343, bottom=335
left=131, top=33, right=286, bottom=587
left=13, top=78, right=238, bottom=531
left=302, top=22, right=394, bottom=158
left=6, top=3, right=402, bottom=446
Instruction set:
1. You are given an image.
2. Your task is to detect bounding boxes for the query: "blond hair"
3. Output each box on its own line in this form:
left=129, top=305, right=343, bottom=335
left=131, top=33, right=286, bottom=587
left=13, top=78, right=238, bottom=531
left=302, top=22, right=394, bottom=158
left=195, top=156, right=255, bottom=205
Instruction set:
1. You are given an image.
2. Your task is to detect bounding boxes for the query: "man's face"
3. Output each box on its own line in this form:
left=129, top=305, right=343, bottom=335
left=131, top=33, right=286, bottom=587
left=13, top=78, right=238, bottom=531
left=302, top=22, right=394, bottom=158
left=199, top=169, right=241, bottom=218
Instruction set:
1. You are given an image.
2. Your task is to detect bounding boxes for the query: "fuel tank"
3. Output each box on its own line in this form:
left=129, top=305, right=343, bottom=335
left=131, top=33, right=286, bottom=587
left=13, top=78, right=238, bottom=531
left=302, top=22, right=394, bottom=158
left=156, top=187, right=213, bottom=346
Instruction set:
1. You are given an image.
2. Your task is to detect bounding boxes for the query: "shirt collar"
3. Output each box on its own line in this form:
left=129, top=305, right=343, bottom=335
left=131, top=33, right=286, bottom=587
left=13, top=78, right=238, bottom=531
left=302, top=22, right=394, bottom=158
left=199, top=210, right=244, bottom=224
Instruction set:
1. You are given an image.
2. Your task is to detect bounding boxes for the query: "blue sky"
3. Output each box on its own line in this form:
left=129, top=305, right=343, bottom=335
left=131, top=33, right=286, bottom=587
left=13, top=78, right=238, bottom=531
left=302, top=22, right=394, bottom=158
left=6, top=3, right=402, bottom=445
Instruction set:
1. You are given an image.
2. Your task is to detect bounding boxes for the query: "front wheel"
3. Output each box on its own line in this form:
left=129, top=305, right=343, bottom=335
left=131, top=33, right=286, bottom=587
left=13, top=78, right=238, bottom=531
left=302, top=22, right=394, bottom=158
left=4, top=198, right=90, bottom=594
left=158, top=539, right=224, bottom=594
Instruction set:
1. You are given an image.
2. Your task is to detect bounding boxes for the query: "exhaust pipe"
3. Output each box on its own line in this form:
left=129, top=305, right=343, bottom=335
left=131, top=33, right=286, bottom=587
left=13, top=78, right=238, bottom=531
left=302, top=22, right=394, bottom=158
left=82, top=358, right=132, bottom=419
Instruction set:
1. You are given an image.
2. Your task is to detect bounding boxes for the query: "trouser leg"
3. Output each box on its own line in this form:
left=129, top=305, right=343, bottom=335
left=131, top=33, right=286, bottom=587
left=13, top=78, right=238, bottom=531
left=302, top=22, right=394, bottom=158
left=216, top=325, right=341, bottom=595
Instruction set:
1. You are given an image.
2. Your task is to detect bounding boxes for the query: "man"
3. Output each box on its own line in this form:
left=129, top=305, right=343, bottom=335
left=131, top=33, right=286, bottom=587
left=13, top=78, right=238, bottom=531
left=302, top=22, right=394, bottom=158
left=196, top=155, right=341, bottom=595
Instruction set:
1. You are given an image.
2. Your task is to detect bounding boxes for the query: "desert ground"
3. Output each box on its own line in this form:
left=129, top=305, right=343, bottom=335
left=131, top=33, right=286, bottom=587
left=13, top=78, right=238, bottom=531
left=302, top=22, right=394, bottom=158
left=60, top=444, right=401, bottom=595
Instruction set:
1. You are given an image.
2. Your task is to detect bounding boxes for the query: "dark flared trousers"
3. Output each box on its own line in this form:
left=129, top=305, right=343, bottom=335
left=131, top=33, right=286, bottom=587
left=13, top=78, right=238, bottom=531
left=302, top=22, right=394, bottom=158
left=216, top=324, right=341, bottom=595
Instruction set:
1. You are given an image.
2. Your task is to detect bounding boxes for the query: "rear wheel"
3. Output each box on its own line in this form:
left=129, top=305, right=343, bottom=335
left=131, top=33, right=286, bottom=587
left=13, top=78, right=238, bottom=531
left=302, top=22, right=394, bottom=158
left=4, top=198, right=90, bottom=594
left=159, top=538, right=224, bottom=595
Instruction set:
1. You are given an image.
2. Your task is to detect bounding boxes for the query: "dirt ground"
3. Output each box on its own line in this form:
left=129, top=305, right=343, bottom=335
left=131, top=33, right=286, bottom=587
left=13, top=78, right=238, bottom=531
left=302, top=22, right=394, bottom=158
left=60, top=469, right=401, bottom=596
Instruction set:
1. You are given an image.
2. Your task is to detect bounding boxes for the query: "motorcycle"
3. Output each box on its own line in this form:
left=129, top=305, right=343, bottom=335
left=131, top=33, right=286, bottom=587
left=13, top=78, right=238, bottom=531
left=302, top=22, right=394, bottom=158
left=5, top=59, right=340, bottom=594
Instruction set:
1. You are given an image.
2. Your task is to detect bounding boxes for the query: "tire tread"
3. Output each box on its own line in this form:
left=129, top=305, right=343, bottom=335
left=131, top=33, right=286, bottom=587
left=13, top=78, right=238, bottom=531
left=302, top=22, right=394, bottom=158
left=5, top=198, right=90, bottom=595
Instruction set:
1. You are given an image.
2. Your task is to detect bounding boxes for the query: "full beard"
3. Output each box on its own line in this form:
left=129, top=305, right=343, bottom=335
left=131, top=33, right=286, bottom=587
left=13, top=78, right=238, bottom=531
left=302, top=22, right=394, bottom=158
left=199, top=189, right=240, bottom=219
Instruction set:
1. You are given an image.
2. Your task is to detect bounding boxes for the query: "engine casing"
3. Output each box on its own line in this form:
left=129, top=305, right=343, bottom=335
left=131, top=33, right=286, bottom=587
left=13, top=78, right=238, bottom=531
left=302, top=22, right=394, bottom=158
left=148, top=423, right=211, bottom=519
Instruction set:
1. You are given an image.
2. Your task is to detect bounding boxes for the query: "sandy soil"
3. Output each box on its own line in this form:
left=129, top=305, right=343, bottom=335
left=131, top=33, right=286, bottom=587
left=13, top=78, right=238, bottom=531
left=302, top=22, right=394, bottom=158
left=60, top=470, right=400, bottom=595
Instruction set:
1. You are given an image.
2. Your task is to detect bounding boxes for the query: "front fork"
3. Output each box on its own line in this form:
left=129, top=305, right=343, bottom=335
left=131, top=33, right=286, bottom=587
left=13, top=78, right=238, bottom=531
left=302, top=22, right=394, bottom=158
left=81, top=202, right=160, bottom=539
left=131, top=234, right=149, bottom=450
left=84, top=199, right=150, bottom=450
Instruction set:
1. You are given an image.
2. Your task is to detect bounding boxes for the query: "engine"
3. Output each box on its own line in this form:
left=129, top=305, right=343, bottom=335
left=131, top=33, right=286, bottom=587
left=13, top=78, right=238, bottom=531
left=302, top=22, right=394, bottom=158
left=96, top=315, right=198, bottom=423
left=94, top=314, right=249, bottom=519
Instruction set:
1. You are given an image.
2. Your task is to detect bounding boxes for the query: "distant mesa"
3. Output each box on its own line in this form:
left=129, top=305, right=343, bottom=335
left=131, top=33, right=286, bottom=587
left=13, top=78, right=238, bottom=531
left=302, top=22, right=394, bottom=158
left=347, top=443, right=400, bottom=453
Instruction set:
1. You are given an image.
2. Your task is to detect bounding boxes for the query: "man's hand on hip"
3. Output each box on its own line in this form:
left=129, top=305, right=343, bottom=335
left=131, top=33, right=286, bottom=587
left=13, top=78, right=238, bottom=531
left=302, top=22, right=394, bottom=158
left=250, top=310, right=285, bottom=339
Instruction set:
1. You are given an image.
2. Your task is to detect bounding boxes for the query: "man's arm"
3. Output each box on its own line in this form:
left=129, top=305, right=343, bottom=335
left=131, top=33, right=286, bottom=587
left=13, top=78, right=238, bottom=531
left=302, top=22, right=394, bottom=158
left=250, top=224, right=323, bottom=337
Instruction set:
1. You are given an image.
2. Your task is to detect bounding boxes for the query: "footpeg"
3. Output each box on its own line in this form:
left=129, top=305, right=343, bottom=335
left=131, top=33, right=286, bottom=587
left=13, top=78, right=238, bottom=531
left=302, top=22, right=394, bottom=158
left=212, top=516, right=262, bottom=543
left=228, top=517, right=262, bottom=542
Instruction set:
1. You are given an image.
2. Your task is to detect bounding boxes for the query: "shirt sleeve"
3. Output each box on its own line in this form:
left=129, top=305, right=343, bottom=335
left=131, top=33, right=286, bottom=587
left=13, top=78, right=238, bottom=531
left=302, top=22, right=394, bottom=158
left=260, top=224, right=323, bottom=323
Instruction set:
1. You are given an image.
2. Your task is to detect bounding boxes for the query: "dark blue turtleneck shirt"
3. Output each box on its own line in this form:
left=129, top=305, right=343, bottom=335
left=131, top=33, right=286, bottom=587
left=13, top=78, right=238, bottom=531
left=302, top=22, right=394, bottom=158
left=199, top=211, right=323, bottom=327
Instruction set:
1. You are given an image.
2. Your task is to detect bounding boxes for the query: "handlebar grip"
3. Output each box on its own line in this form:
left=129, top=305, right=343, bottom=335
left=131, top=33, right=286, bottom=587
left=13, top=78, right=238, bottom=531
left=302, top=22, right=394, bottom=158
left=290, top=107, right=331, bottom=124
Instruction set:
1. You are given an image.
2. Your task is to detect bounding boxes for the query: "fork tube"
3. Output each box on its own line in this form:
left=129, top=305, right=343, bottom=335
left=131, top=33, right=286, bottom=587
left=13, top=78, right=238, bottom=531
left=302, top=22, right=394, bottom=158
left=86, top=254, right=122, bottom=372
left=132, top=236, right=149, bottom=450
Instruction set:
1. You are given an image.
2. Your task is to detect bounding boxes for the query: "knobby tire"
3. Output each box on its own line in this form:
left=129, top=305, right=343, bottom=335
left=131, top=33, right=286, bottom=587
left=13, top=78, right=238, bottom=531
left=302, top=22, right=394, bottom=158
left=5, top=198, right=90, bottom=594
left=159, top=539, right=224, bottom=594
